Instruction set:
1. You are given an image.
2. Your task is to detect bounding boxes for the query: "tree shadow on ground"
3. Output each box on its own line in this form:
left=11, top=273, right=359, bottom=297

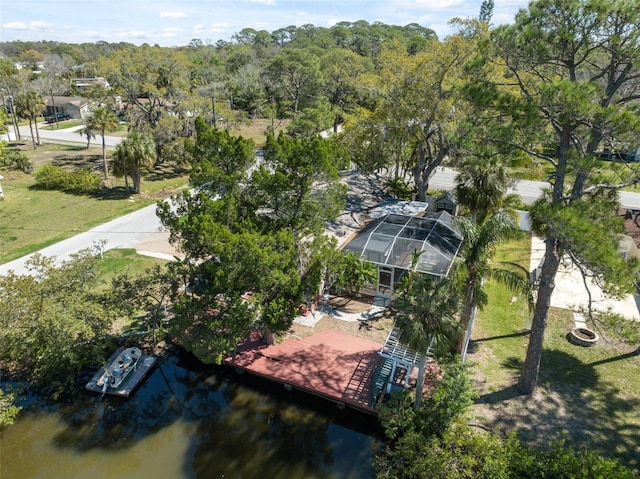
left=52, top=154, right=103, bottom=170
left=476, top=349, right=640, bottom=473
left=100, top=186, right=135, bottom=200
left=471, top=330, right=530, bottom=343
left=145, top=165, right=189, bottom=182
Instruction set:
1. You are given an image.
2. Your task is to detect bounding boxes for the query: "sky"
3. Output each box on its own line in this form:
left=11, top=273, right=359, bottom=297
left=1, top=0, right=531, bottom=47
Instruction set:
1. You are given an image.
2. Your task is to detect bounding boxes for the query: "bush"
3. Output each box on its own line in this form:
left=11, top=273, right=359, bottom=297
left=35, top=164, right=68, bottom=190
left=0, top=149, right=33, bottom=173
left=376, top=360, right=635, bottom=478
left=334, top=251, right=379, bottom=297
left=384, top=176, right=415, bottom=200
left=65, top=166, right=103, bottom=194
left=35, top=164, right=102, bottom=195
left=378, top=358, right=477, bottom=441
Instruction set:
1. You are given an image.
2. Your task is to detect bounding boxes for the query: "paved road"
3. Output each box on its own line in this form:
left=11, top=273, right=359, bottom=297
left=4, top=160, right=640, bottom=281
left=430, top=167, right=640, bottom=210
left=18, top=123, right=123, bottom=148
left=0, top=203, right=173, bottom=276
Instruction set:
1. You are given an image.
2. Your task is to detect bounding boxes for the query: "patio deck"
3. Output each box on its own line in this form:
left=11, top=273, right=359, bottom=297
left=225, top=330, right=385, bottom=415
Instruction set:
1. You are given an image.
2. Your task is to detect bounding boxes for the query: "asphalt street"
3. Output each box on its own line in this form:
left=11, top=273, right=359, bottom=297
left=22, top=123, right=640, bottom=209
left=0, top=202, right=173, bottom=276
left=4, top=130, right=640, bottom=317
left=17, top=123, right=123, bottom=148
left=429, top=167, right=640, bottom=210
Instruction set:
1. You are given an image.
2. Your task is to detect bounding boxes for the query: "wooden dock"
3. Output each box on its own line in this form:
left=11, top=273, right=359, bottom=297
left=85, top=349, right=157, bottom=398
left=225, top=330, right=385, bottom=415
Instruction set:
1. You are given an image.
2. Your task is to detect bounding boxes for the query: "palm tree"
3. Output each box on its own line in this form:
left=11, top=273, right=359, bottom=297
left=14, top=90, right=45, bottom=149
left=394, top=271, right=462, bottom=409
left=77, top=124, right=96, bottom=149
left=112, top=131, right=155, bottom=194
left=111, top=144, right=131, bottom=193
left=336, top=252, right=379, bottom=297
left=87, top=107, right=118, bottom=179
left=455, top=156, right=513, bottom=224
left=454, top=213, right=533, bottom=359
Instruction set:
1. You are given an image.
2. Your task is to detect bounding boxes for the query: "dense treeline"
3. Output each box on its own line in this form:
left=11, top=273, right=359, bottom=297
left=0, top=20, right=436, bottom=63
left=0, top=20, right=441, bottom=161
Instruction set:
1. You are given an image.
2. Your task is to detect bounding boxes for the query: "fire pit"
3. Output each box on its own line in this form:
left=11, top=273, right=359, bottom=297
left=568, top=327, right=599, bottom=347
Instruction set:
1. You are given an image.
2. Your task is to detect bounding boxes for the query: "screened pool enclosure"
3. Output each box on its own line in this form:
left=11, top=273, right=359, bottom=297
left=342, top=211, right=463, bottom=298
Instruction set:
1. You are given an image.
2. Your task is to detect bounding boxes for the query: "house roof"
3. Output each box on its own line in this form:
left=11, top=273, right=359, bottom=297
left=342, top=211, right=463, bottom=277
left=45, top=96, right=89, bottom=108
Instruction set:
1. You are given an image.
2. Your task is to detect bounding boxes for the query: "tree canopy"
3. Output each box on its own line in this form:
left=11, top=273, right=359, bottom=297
left=157, top=123, right=346, bottom=363
left=0, top=252, right=113, bottom=396
left=463, top=0, right=640, bottom=394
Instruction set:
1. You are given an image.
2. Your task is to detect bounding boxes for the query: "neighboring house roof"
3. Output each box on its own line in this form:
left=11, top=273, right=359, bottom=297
left=71, top=77, right=110, bottom=89
left=45, top=96, right=89, bottom=108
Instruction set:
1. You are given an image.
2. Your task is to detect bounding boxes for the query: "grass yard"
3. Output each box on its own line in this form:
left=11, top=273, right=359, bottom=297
left=228, top=118, right=291, bottom=147
left=97, top=248, right=168, bottom=281
left=0, top=143, right=189, bottom=264
left=94, top=248, right=170, bottom=335
left=0, top=116, right=293, bottom=264
left=468, top=232, right=640, bottom=473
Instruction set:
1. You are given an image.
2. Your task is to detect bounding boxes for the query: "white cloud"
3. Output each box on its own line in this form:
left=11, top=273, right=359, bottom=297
left=0, top=0, right=531, bottom=47
left=391, top=0, right=468, bottom=11
left=3, top=21, right=28, bottom=30
left=160, top=11, right=188, bottom=18
left=160, top=29, right=180, bottom=38
left=2, top=20, right=55, bottom=31
left=118, top=30, right=148, bottom=39
left=193, top=22, right=231, bottom=35
left=247, top=22, right=270, bottom=30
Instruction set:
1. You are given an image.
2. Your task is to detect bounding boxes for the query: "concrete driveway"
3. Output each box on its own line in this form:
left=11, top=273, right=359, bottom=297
left=530, top=236, right=640, bottom=320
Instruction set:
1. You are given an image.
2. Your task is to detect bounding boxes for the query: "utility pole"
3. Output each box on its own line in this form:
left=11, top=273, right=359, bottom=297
left=6, top=94, right=20, bottom=140
left=50, top=88, right=58, bottom=128
left=211, top=96, right=217, bottom=129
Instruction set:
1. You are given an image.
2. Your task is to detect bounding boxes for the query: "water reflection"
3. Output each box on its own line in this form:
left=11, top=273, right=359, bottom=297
left=1, top=349, right=383, bottom=479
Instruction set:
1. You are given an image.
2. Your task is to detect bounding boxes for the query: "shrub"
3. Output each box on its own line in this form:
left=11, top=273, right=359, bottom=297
left=35, top=164, right=102, bottom=195
left=383, top=176, right=415, bottom=200
left=35, top=164, right=68, bottom=190
left=376, top=363, right=635, bottom=479
left=334, top=251, right=379, bottom=297
left=0, top=149, right=33, bottom=173
left=65, top=166, right=103, bottom=194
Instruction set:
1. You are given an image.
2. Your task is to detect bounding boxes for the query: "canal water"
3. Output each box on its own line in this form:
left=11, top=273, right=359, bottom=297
left=1, top=350, right=383, bottom=479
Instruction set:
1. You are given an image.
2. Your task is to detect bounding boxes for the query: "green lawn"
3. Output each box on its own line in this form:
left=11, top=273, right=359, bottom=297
left=0, top=144, right=190, bottom=264
left=97, top=248, right=168, bottom=288
left=470, top=232, right=640, bottom=473
left=228, top=118, right=290, bottom=147
left=1, top=116, right=293, bottom=264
